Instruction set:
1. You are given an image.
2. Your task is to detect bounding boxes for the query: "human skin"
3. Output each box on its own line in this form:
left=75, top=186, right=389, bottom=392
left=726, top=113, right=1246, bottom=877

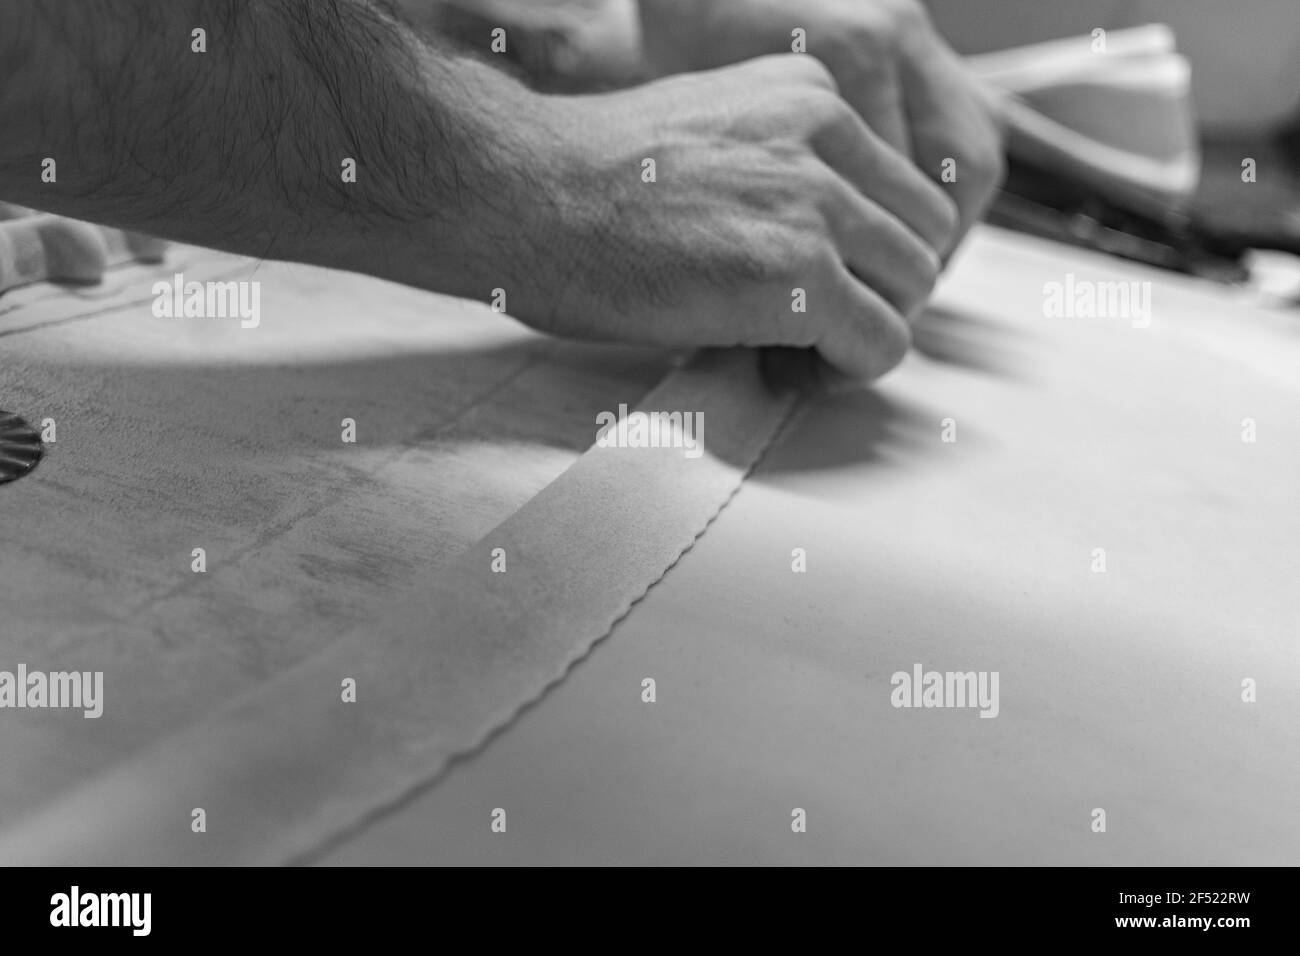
left=0, top=0, right=970, bottom=380
left=638, top=0, right=1006, bottom=251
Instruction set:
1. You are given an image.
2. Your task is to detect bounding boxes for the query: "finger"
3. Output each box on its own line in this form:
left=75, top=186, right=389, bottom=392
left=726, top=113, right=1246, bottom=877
left=125, top=232, right=168, bottom=263
left=745, top=51, right=840, bottom=93
left=815, top=263, right=912, bottom=382
left=822, top=179, right=941, bottom=318
left=809, top=103, right=958, bottom=255
left=782, top=52, right=841, bottom=92
left=899, top=43, right=1006, bottom=244
left=840, top=62, right=913, bottom=159
left=0, top=217, right=46, bottom=293
left=35, top=216, right=110, bottom=283
left=0, top=214, right=109, bottom=294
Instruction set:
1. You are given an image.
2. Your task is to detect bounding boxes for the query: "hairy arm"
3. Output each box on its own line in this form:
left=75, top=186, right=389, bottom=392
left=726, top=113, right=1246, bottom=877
left=0, top=0, right=963, bottom=381
left=637, top=0, right=1004, bottom=249
left=0, top=0, right=555, bottom=298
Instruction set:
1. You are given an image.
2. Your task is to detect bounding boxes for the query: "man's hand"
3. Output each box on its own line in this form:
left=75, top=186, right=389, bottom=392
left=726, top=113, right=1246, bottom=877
left=639, top=0, right=1005, bottom=252
left=494, top=55, right=958, bottom=381
left=0, top=0, right=954, bottom=381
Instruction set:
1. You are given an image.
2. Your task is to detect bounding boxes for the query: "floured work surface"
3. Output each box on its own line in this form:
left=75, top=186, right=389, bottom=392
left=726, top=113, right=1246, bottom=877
left=2, top=227, right=1298, bottom=865
left=318, top=227, right=1300, bottom=865
left=0, top=249, right=671, bottom=838
left=0, top=346, right=793, bottom=864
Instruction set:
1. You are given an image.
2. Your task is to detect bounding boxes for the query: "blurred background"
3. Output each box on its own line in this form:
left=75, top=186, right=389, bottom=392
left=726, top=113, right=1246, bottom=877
left=405, top=0, right=1300, bottom=133
left=925, top=0, right=1300, bottom=134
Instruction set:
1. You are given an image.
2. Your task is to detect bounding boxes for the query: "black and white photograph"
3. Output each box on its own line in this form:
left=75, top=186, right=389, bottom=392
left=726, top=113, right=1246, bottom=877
left=0, top=0, right=1296, bottom=927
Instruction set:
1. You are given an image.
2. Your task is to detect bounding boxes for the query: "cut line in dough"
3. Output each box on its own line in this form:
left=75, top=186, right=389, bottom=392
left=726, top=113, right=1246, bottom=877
left=0, top=348, right=801, bottom=865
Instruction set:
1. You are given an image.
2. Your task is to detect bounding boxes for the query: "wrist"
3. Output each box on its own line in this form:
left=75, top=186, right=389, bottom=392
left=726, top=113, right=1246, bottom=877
left=351, top=67, right=571, bottom=309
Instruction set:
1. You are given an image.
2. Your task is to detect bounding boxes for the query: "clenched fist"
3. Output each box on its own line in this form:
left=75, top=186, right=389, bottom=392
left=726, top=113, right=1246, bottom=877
left=492, top=56, right=959, bottom=381
left=640, top=0, right=1005, bottom=251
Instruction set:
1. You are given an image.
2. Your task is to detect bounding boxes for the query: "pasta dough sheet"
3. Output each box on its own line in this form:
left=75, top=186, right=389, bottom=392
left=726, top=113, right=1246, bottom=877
left=0, top=349, right=796, bottom=864
left=319, top=227, right=1300, bottom=865
left=0, top=250, right=670, bottom=842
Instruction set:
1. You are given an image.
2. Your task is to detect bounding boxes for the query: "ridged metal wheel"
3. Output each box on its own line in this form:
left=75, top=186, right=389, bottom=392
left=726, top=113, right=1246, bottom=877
left=0, top=410, right=43, bottom=483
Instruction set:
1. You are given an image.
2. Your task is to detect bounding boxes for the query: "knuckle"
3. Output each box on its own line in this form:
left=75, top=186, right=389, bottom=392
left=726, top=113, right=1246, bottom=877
left=839, top=23, right=884, bottom=58
left=742, top=221, right=827, bottom=287
left=884, top=0, right=930, bottom=30
left=856, top=0, right=928, bottom=39
left=787, top=86, right=833, bottom=120
left=827, top=92, right=860, bottom=126
left=791, top=54, right=840, bottom=93
left=798, top=88, right=857, bottom=135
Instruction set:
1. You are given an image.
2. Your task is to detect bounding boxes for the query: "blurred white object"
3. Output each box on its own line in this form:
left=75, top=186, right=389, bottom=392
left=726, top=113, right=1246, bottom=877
left=968, top=24, right=1201, bottom=215
left=926, top=0, right=1300, bottom=133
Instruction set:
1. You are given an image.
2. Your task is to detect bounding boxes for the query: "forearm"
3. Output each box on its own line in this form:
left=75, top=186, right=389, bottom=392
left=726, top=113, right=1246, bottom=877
left=0, top=0, right=546, bottom=296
